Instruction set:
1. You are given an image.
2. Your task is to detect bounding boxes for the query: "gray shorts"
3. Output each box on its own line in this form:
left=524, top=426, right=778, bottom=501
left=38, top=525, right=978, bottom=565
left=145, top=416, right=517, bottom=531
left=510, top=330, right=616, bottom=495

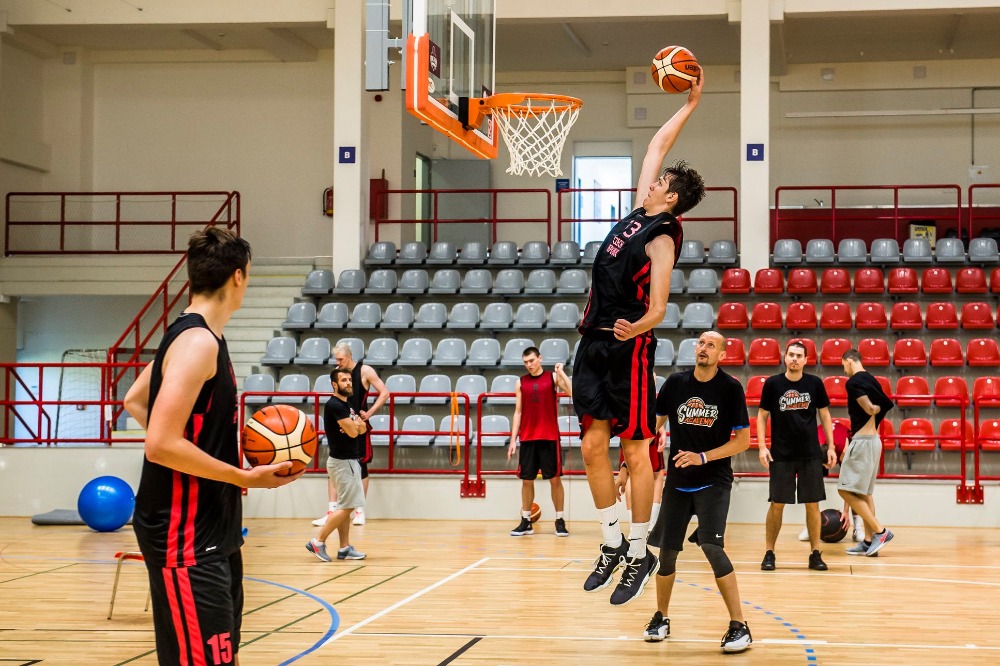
left=837, top=434, right=881, bottom=496
left=327, top=457, right=366, bottom=510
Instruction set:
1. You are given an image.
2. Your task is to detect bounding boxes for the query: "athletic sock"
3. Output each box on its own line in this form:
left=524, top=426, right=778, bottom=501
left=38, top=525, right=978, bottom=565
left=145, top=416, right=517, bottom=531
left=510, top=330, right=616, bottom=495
left=627, top=521, right=650, bottom=558
left=312, top=538, right=325, bottom=547
left=649, top=502, right=661, bottom=527
left=555, top=511, right=564, bottom=520
left=874, top=528, right=886, bottom=536
left=521, top=510, right=531, bottom=519
left=328, top=502, right=338, bottom=512
left=599, top=505, right=623, bottom=548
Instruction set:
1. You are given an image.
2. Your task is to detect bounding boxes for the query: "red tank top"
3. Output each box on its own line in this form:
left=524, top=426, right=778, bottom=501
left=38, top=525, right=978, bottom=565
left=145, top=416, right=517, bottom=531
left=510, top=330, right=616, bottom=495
left=519, top=371, right=559, bottom=442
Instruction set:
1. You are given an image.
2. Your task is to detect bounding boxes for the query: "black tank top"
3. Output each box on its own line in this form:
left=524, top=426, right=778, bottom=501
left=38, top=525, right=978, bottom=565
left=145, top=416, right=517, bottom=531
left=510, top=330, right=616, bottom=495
left=134, top=312, right=242, bottom=568
left=348, top=362, right=370, bottom=413
left=579, top=208, right=683, bottom=334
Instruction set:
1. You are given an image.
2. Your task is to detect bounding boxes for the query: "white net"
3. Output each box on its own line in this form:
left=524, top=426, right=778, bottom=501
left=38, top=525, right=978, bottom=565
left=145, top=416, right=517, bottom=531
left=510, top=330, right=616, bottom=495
left=56, top=349, right=106, bottom=442
left=488, top=94, right=582, bottom=178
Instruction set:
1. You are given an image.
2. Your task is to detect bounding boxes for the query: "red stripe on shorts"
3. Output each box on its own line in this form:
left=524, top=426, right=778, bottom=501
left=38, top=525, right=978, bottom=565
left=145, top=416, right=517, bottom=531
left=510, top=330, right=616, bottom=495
left=162, top=568, right=190, bottom=666
left=176, top=567, right=207, bottom=665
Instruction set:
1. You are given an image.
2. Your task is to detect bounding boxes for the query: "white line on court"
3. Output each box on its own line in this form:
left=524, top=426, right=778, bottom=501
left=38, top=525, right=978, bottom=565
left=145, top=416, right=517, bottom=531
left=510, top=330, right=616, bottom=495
left=485, top=555, right=1000, bottom=572
left=322, top=557, right=490, bottom=645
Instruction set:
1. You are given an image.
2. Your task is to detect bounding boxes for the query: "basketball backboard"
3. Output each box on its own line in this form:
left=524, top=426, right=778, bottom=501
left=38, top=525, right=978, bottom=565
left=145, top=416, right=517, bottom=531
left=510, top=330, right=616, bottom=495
left=406, top=0, right=497, bottom=159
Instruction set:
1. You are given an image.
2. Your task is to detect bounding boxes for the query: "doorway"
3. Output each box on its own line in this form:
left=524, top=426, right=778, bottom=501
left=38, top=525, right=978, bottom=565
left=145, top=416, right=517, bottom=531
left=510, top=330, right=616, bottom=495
left=572, top=154, right=633, bottom=247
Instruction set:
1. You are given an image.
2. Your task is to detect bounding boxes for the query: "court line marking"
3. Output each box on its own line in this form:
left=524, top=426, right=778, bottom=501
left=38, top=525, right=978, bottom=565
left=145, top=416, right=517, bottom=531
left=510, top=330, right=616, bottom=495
left=244, top=576, right=340, bottom=666
left=322, top=557, right=489, bottom=645
left=438, top=636, right=483, bottom=666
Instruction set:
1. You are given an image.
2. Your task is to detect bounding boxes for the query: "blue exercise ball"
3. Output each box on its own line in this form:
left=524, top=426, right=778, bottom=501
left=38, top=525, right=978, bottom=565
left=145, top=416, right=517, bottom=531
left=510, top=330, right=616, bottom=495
left=77, top=476, right=135, bottom=532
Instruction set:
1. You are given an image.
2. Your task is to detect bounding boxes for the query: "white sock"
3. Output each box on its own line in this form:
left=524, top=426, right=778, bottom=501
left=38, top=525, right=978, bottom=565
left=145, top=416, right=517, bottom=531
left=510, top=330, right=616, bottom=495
left=312, top=538, right=324, bottom=547
left=328, top=502, right=338, bottom=512
left=628, top=522, right=650, bottom=558
left=521, top=510, right=531, bottom=519
left=599, top=505, right=623, bottom=547
left=555, top=511, right=564, bottom=520
left=625, top=509, right=632, bottom=523
left=650, top=502, right=661, bottom=528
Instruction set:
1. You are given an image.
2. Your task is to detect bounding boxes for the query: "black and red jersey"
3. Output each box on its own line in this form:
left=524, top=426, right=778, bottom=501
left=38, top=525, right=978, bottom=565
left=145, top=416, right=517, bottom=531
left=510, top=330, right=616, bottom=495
left=134, top=312, right=242, bottom=568
left=579, top=208, right=683, bottom=334
left=518, top=371, right=559, bottom=442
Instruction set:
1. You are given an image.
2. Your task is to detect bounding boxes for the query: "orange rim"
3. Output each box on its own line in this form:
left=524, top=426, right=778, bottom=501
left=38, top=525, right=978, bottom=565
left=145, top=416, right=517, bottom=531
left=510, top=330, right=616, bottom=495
left=480, top=92, right=583, bottom=115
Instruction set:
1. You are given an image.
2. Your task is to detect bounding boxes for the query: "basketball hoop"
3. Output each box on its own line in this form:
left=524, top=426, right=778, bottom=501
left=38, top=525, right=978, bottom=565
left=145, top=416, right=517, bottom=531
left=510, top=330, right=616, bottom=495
left=480, top=93, right=583, bottom=177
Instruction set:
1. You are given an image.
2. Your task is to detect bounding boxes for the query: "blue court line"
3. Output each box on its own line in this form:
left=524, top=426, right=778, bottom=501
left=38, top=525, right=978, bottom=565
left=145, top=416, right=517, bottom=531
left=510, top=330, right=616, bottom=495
left=244, top=576, right=339, bottom=665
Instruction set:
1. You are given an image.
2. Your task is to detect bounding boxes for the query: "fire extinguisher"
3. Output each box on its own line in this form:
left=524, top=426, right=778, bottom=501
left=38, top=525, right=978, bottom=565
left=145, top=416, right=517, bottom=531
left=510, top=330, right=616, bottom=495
left=323, top=187, right=333, bottom=217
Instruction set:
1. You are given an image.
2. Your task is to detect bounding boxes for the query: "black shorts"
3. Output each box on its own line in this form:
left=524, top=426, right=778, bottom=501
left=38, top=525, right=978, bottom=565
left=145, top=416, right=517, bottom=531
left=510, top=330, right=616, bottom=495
left=359, top=431, right=373, bottom=464
left=768, top=458, right=826, bottom=504
left=518, top=439, right=562, bottom=480
left=573, top=331, right=657, bottom=441
left=146, top=551, right=243, bottom=666
left=650, top=485, right=731, bottom=551
left=359, top=460, right=369, bottom=479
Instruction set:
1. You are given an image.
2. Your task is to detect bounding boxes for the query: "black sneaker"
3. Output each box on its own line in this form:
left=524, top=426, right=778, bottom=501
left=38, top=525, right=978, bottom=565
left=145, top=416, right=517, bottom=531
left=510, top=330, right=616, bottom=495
left=643, top=611, right=670, bottom=642
left=808, top=549, right=828, bottom=571
left=583, top=539, right=628, bottom=592
left=760, top=550, right=776, bottom=571
left=554, top=518, right=569, bottom=537
left=610, top=548, right=659, bottom=606
left=510, top=517, right=533, bottom=536
left=721, top=621, right=752, bottom=653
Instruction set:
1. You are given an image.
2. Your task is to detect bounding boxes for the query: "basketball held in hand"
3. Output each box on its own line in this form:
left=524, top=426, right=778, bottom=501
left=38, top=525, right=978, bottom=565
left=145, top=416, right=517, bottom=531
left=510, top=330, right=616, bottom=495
left=243, top=405, right=318, bottom=476
left=651, top=46, right=700, bottom=93
left=820, top=508, right=849, bottom=543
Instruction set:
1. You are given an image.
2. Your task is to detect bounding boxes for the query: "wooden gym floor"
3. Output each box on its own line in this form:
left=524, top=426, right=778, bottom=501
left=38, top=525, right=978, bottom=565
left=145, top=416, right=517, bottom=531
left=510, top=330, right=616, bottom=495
left=1, top=516, right=998, bottom=665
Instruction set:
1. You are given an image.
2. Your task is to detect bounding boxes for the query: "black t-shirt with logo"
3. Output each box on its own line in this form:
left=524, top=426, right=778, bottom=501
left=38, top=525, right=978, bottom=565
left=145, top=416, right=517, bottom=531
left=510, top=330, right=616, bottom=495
left=845, top=371, right=895, bottom=435
left=759, top=373, right=830, bottom=461
left=656, top=369, right=750, bottom=489
left=324, top=396, right=364, bottom=460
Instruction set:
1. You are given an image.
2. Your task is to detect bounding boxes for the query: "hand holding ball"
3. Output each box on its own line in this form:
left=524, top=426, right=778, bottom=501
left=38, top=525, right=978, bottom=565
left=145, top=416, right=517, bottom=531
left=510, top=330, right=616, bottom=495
left=243, top=405, right=318, bottom=477
left=651, top=46, right=700, bottom=93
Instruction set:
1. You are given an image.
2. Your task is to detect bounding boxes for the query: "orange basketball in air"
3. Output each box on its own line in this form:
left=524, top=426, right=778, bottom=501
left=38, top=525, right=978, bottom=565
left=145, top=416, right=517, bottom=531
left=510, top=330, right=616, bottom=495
left=243, top=405, right=317, bottom=477
left=651, top=46, right=701, bottom=93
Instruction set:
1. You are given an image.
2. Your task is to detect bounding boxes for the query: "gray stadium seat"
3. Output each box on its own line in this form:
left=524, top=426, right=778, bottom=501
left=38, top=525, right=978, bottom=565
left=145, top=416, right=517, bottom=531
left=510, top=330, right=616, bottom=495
left=805, top=238, right=835, bottom=264
left=657, top=302, right=681, bottom=329
left=384, top=373, right=415, bottom=404
left=272, top=374, right=310, bottom=405
left=558, top=415, right=582, bottom=447
left=488, top=376, right=518, bottom=404
left=282, top=302, right=316, bottom=330
left=315, top=302, right=348, bottom=329
left=448, top=302, right=480, bottom=329
left=582, top=241, right=601, bottom=264
left=556, top=269, right=589, bottom=294
left=551, top=240, right=580, bottom=264
left=415, top=374, right=452, bottom=404
left=397, top=414, right=435, bottom=447
left=686, top=268, right=719, bottom=294
left=381, top=302, right=414, bottom=329
left=348, top=303, right=381, bottom=329
left=677, top=240, right=705, bottom=265
left=301, top=269, right=334, bottom=296
left=365, top=269, right=397, bottom=294
left=547, top=302, right=580, bottom=329
left=674, top=338, right=698, bottom=367
left=500, top=338, right=535, bottom=367
left=707, top=240, right=738, bottom=264
left=655, top=374, right=666, bottom=393
left=397, top=241, right=428, bottom=265
left=396, top=269, right=429, bottom=294
left=935, top=237, right=966, bottom=263
left=772, top=239, right=803, bottom=265
left=654, top=339, right=675, bottom=366
left=479, top=415, right=511, bottom=447
left=524, top=269, right=557, bottom=294
left=429, top=268, right=461, bottom=294
left=870, top=238, right=900, bottom=264
left=457, top=241, right=488, bottom=265
left=364, top=338, right=398, bottom=366
left=489, top=241, right=519, bottom=265
left=467, top=338, right=502, bottom=367
left=365, top=241, right=396, bottom=265
left=455, top=374, right=488, bottom=404
left=512, top=303, right=546, bottom=329
left=902, top=238, right=933, bottom=263
left=335, top=338, right=365, bottom=363
left=312, top=374, right=333, bottom=405
left=481, top=303, right=514, bottom=329
left=242, top=373, right=274, bottom=405
left=413, top=302, right=447, bottom=329
left=261, top=336, right=296, bottom=365
left=969, top=237, right=1000, bottom=264
left=332, top=269, right=365, bottom=294
left=520, top=241, right=550, bottom=265
left=368, top=414, right=397, bottom=447
left=427, top=241, right=457, bottom=264
left=398, top=338, right=432, bottom=366
left=493, top=269, right=525, bottom=294
left=682, top=302, right=715, bottom=330
left=837, top=238, right=867, bottom=263
left=539, top=338, right=570, bottom=365
left=432, top=338, right=467, bottom=366
left=670, top=268, right=685, bottom=294
left=461, top=269, right=493, bottom=294
left=293, top=337, right=331, bottom=365
left=433, top=415, right=472, bottom=447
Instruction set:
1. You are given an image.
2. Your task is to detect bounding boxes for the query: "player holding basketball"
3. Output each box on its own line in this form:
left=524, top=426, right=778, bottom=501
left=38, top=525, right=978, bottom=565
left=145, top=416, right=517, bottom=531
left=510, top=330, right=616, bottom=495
left=124, top=228, right=299, bottom=666
left=643, top=330, right=752, bottom=652
left=840, top=349, right=896, bottom=556
left=757, top=341, right=837, bottom=572
left=507, top=346, right=573, bottom=537
left=574, top=73, right=705, bottom=606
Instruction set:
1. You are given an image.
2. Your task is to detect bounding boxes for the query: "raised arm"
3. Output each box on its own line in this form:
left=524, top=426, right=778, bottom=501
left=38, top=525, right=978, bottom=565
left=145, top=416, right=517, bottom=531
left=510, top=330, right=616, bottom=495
left=553, top=363, right=572, bottom=397
left=635, top=73, right=704, bottom=200
left=360, top=365, right=390, bottom=420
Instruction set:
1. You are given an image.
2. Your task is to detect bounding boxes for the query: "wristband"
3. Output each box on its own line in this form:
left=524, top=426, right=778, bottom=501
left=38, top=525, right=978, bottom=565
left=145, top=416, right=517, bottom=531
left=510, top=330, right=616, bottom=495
left=699, top=452, right=707, bottom=465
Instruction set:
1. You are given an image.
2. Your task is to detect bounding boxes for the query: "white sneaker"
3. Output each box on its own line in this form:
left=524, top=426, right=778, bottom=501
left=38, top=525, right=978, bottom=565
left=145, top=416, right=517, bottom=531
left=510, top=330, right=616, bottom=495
left=352, top=509, right=366, bottom=526
left=312, top=512, right=332, bottom=527
left=797, top=527, right=809, bottom=541
left=852, top=516, right=864, bottom=542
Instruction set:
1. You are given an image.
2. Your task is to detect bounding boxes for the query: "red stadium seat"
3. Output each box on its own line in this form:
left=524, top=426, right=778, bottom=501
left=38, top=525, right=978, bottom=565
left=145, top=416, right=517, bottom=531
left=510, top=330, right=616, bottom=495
left=887, top=267, right=919, bottom=294
left=750, top=302, right=783, bottom=329
left=978, top=419, right=1000, bottom=451
left=858, top=338, right=890, bottom=367
left=745, top=375, right=767, bottom=407
left=929, top=338, right=964, bottom=367
left=785, top=302, right=817, bottom=330
left=819, top=302, right=852, bottom=330
left=973, top=376, right=1000, bottom=405
left=787, top=337, right=818, bottom=366
left=925, top=302, right=960, bottom=330
left=720, top=268, right=752, bottom=294
left=955, top=267, right=987, bottom=294
left=820, top=338, right=852, bottom=366
left=920, top=267, right=953, bottom=294
left=753, top=268, right=784, bottom=294
left=786, top=268, right=818, bottom=294
left=933, top=376, right=969, bottom=407
left=820, top=268, right=852, bottom=294
left=852, top=268, right=884, bottom=294
left=879, top=417, right=896, bottom=451
left=875, top=375, right=893, bottom=397
left=991, top=267, right=1000, bottom=294
left=748, top=338, right=781, bottom=366
left=967, top=338, right=1000, bottom=367
left=855, top=302, right=888, bottom=330
left=961, top=302, right=995, bottom=330
left=749, top=419, right=772, bottom=449
left=938, top=419, right=974, bottom=452
left=898, top=418, right=936, bottom=452
left=720, top=338, right=746, bottom=366
left=895, top=376, right=931, bottom=407
left=889, top=302, right=923, bottom=330
left=716, top=302, right=750, bottom=329
left=823, top=376, right=848, bottom=407
left=892, top=338, right=927, bottom=367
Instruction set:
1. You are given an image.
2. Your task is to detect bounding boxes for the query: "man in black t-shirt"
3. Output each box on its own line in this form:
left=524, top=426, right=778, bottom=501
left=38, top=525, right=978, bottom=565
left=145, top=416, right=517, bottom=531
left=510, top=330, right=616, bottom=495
left=642, top=331, right=753, bottom=654
left=757, top=341, right=837, bottom=572
left=840, top=349, right=896, bottom=557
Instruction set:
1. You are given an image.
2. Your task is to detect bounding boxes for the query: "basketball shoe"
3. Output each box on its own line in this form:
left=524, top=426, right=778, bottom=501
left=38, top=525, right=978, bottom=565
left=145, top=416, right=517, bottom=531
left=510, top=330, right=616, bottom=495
left=583, top=539, right=628, bottom=592
left=865, top=528, right=893, bottom=556
left=306, top=539, right=332, bottom=562
left=797, top=526, right=809, bottom=541
left=554, top=518, right=569, bottom=537
left=760, top=550, right=776, bottom=571
left=852, top=515, right=864, bottom=542
left=352, top=509, right=366, bottom=526
left=721, top=621, right=752, bottom=653
left=808, top=550, right=828, bottom=571
left=610, top=548, right=658, bottom=606
left=643, top=611, right=670, bottom=642
left=846, top=540, right=871, bottom=556
left=312, top=503, right=338, bottom=527
left=337, top=545, right=366, bottom=560
left=510, top=517, right=533, bottom=536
